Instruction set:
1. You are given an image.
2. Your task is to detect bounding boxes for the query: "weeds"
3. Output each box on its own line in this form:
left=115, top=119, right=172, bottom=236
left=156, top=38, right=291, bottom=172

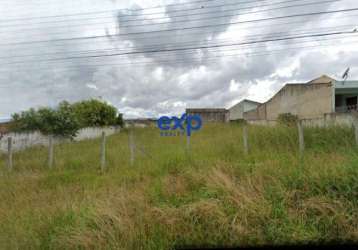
left=0, top=124, right=357, bottom=249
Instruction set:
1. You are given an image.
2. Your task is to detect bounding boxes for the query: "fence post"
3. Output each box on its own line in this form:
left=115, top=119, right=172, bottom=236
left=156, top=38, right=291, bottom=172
left=48, top=135, right=54, bottom=169
left=354, top=118, right=358, bottom=146
left=297, top=120, right=305, bottom=156
left=101, top=131, right=106, bottom=171
left=186, top=135, right=191, bottom=153
left=243, top=124, right=248, bottom=155
left=129, top=127, right=135, bottom=166
left=7, top=137, right=13, bottom=171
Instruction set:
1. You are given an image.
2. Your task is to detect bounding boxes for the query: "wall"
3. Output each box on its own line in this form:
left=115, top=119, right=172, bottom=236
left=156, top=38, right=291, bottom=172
left=244, top=83, right=333, bottom=121
left=229, top=101, right=260, bottom=120
left=247, top=113, right=357, bottom=127
left=243, top=104, right=267, bottom=121
left=0, top=126, right=120, bottom=153
left=186, top=109, right=229, bottom=123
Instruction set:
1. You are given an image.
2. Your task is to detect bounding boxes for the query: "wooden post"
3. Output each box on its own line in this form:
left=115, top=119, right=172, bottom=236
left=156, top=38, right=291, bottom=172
left=7, top=137, right=13, bottom=171
left=129, top=128, right=135, bottom=166
left=100, top=131, right=106, bottom=171
left=48, top=135, right=54, bottom=169
left=243, top=124, right=248, bottom=155
left=297, top=120, right=305, bottom=156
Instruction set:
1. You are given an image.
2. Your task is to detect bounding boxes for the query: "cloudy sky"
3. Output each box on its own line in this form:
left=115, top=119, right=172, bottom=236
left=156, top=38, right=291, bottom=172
left=0, top=0, right=358, bottom=119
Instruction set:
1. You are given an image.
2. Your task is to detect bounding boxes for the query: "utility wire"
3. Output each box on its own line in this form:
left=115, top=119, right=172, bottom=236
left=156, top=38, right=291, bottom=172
left=2, top=13, right=357, bottom=51
left=0, top=24, right=355, bottom=61
left=0, top=0, right=331, bottom=28
left=1, top=7, right=357, bottom=47
left=1, top=29, right=356, bottom=66
left=0, top=37, right=356, bottom=73
left=0, top=0, right=267, bottom=21
left=0, top=0, right=340, bottom=40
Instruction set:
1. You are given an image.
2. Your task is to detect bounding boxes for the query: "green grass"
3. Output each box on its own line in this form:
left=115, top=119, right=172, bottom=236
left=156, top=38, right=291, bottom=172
left=0, top=124, right=357, bottom=249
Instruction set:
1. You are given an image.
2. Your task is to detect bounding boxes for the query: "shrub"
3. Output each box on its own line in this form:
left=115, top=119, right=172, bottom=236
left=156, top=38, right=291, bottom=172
left=277, top=113, right=298, bottom=127
left=230, top=119, right=247, bottom=125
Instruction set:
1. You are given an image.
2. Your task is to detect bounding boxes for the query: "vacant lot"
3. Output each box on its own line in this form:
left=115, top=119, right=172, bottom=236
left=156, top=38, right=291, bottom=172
left=0, top=124, right=357, bottom=249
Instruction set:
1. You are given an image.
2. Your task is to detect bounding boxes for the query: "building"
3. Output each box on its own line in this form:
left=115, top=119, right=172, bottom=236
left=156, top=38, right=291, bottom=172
left=243, top=75, right=358, bottom=122
left=228, top=99, right=261, bottom=121
left=124, top=118, right=157, bottom=128
left=186, top=108, right=229, bottom=123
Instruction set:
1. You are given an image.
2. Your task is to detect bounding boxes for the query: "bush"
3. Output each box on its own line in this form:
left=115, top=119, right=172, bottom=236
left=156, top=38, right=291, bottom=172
left=230, top=119, right=247, bottom=125
left=277, top=113, right=298, bottom=127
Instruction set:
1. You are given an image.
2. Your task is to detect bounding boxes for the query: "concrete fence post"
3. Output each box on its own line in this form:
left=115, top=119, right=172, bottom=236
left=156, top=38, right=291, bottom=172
left=129, top=128, right=135, bottom=166
left=353, top=118, right=358, bottom=146
left=7, top=137, right=13, bottom=171
left=297, top=120, right=305, bottom=156
left=48, top=135, right=54, bottom=169
left=243, top=124, right=249, bottom=155
left=100, top=131, right=106, bottom=171
left=186, top=135, right=191, bottom=153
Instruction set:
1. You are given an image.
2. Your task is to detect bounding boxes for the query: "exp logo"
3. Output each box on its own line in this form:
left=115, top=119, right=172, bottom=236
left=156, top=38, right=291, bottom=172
left=157, top=114, right=202, bottom=137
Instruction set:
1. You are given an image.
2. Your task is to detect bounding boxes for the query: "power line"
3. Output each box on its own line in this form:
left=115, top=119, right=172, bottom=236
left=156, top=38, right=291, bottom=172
left=0, top=37, right=356, bottom=73
left=0, top=0, right=330, bottom=28
left=0, top=0, right=340, bottom=40
left=0, top=0, right=266, bottom=22
left=0, top=24, right=354, bottom=61
left=2, top=12, right=357, bottom=51
left=1, top=29, right=356, bottom=66
left=1, top=7, right=357, bottom=47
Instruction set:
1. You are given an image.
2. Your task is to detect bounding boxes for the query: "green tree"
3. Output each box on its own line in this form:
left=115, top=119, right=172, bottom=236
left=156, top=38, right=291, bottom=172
left=72, top=99, right=118, bottom=127
left=11, top=102, right=80, bottom=138
left=11, top=99, right=122, bottom=137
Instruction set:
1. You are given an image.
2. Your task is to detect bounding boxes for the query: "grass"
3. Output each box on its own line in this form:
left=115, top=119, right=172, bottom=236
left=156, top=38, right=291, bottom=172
left=0, top=123, right=357, bottom=249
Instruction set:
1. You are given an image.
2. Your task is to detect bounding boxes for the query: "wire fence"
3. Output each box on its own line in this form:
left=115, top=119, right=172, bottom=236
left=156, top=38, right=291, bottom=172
left=1, top=120, right=358, bottom=172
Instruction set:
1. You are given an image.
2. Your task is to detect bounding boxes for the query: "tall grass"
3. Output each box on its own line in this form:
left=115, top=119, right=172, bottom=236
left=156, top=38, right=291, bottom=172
left=0, top=124, right=357, bottom=249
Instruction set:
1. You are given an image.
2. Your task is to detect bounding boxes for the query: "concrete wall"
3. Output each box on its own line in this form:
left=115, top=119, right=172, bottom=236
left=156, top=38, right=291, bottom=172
left=229, top=101, right=260, bottom=120
left=0, top=126, right=120, bottom=153
left=244, top=83, right=333, bottom=121
left=247, top=113, right=356, bottom=127
left=186, top=109, right=229, bottom=123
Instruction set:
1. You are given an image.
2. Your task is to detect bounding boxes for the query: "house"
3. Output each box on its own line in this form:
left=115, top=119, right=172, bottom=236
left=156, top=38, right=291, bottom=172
left=186, top=108, right=229, bottom=123
left=228, top=99, right=261, bottom=121
left=243, top=75, right=358, bottom=123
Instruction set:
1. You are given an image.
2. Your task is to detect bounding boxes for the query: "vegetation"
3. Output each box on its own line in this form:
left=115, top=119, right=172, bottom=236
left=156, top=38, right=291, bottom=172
left=278, top=113, right=299, bottom=127
left=11, top=99, right=123, bottom=138
left=0, top=124, right=357, bottom=249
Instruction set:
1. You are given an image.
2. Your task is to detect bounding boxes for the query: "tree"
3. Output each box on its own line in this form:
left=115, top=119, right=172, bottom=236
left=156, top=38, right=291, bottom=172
left=72, top=99, right=118, bottom=127
left=12, top=103, right=80, bottom=138
left=11, top=99, right=122, bottom=137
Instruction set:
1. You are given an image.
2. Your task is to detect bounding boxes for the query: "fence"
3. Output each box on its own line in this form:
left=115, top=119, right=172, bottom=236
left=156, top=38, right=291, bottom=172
left=1, top=126, right=121, bottom=171
left=1, top=121, right=358, bottom=172
left=0, top=126, right=120, bottom=153
left=247, top=113, right=358, bottom=127
left=241, top=118, right=358, bottom=156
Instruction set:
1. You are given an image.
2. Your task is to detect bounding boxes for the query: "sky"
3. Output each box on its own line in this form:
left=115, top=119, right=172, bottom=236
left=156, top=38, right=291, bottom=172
left=0, top=0, right=358, bottom=119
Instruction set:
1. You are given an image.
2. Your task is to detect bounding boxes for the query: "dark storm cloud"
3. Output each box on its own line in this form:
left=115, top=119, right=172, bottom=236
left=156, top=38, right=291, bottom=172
left=0, top=0, right=358, bottom=119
